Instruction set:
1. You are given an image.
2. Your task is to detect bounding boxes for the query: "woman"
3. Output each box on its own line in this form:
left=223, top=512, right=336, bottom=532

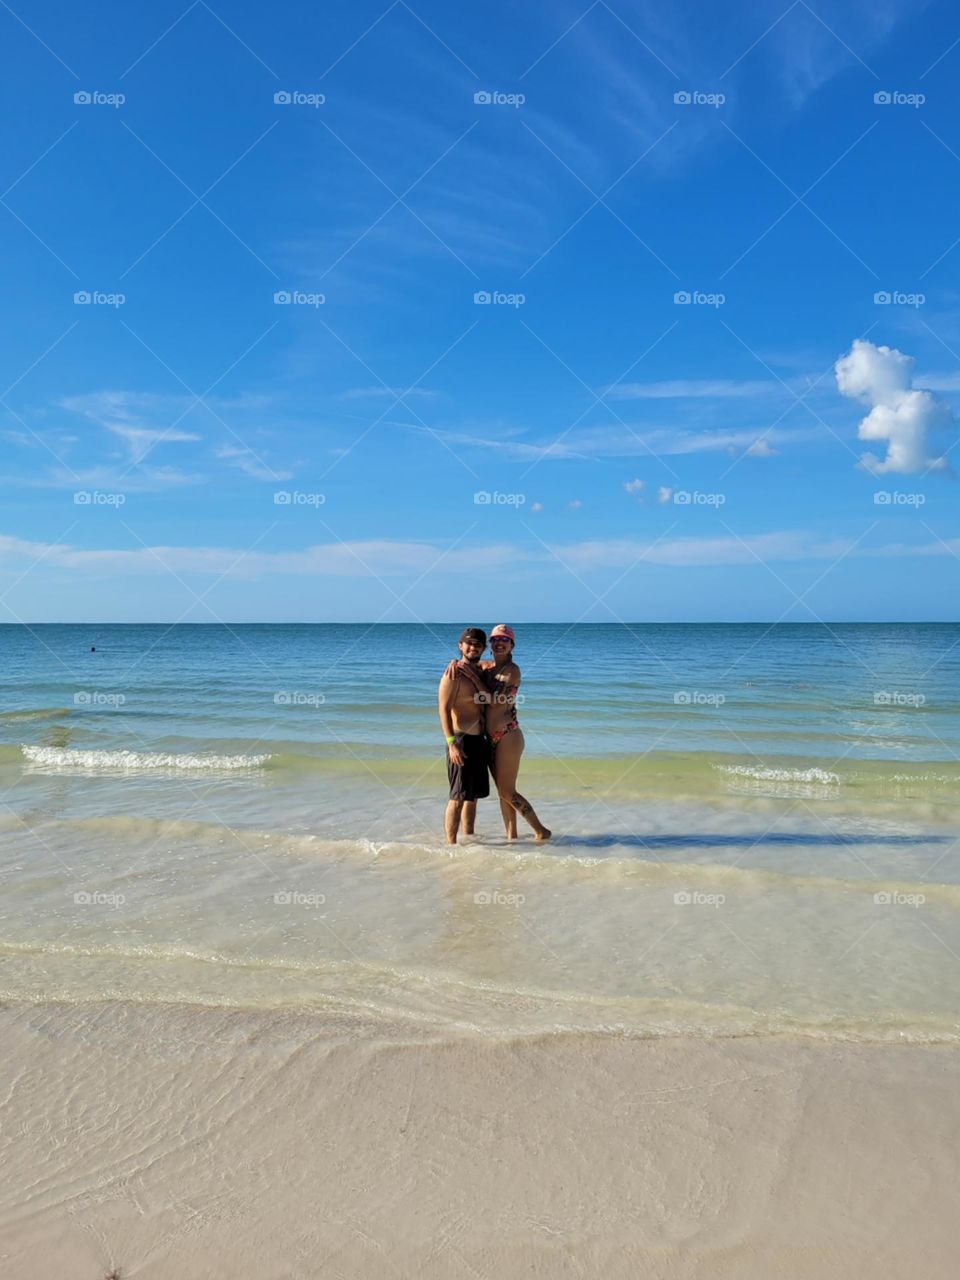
left=455, top=624, right=551, bottom=842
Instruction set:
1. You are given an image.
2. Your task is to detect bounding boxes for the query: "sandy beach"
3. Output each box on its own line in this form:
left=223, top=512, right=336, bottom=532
left=1, top=1000, right=957, bottom=1279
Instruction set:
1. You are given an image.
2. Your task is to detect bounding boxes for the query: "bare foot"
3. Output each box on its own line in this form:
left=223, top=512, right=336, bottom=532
left=534, top=828, right=552, bottom=842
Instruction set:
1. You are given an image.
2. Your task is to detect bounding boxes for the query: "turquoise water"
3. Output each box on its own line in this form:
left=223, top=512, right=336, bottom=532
left=2, top=623, right=959, bottom=1039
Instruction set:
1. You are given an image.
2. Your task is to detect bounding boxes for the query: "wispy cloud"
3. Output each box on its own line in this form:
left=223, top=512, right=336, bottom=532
left=215, top=445, right=293, bottom=482
left=60, top=392, right=201, bottom=463
left=603, top=378, right=784, bottom=400
left=2, top=527, right=955, bottom=583
left=340, top=386, right=442, bottom=401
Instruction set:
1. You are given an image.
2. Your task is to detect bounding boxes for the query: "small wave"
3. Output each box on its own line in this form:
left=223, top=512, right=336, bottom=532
left=714, top=764, right=841, bottom=784
left=21, top=745, right=272, bottom=773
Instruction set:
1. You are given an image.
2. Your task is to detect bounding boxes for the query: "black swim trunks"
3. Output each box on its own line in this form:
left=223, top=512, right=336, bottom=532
left=446, top=732, right=490, bottom=801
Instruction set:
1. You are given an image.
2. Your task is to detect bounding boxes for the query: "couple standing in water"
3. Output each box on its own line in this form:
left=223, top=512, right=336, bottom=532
left=438, top=624, right=551, bottom=846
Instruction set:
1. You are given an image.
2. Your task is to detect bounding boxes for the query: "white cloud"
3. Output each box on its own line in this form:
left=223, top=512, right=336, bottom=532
left=603, top=378, right=780, bottom=400
left=3, top=527, right=959, bottom=586
left=392, top=419, right=811, bottom=462
left=530, top=502, right=543, bottom=513
left=61, top=392, right=201, bottom=463
left=550, top=531, right=854, bottom=570
left=567, top=499, right=583, bottom=510
left=657, top=486, right=674, bottom=504
left=623, top=478, right=645, bottom=496
left=216, top=445, right=292, bottom=482
left=835, top=339, right=953, bottom=475
left=745, top=438, right=780, bottom=457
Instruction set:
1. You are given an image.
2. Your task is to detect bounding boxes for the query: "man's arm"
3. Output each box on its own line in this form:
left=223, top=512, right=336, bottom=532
left=438, top=669, right=464, bottom=765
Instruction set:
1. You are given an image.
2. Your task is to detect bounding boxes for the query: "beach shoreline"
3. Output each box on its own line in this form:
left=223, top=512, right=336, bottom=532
left=2, top=1000, right=957, bottom=1279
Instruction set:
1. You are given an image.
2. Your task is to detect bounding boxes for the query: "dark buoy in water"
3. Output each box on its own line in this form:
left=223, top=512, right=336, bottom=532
left=91, top=646, right=96, bottom=652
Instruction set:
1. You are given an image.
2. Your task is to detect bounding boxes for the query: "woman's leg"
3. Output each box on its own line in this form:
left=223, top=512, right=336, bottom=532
left=492, top=731, right=551, bottom=840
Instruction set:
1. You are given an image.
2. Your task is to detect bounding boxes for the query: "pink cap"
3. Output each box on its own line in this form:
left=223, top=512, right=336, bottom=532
left=490, top=623, right=515, bottom=641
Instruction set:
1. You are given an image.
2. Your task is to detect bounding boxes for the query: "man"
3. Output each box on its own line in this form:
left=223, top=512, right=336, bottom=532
left=438, top=627, right=490, bottom=844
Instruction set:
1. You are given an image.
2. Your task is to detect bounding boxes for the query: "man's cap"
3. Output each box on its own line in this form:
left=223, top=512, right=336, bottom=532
left=460, top=627, right=487, bottom=644
left=490, top=623, right=515, bottom=642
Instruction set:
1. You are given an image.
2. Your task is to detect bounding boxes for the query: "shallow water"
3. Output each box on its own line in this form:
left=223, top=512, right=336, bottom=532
left=2, top=623, right=959, bottom=1040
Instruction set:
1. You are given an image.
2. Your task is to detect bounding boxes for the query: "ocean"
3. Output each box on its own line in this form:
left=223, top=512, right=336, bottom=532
left=2, top=622, right=959, bottom=1041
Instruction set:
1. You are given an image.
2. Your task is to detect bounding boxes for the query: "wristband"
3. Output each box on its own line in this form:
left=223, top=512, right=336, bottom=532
left=445, top=734, right=457, bottom=745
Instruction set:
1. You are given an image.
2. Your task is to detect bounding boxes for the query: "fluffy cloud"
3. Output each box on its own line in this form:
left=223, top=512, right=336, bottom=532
left=623, top=478, right=645, bottom=496
left=746, top=438, right=780, bottom=458
left=835, top=340, right=953, bottom=475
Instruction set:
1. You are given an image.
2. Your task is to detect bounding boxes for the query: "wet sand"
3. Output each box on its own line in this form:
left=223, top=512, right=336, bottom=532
left=0, top=1001, right=957, bottom=1279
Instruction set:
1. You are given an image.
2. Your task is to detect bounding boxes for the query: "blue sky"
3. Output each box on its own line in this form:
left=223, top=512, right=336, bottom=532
left=1, top=0, right=959, bottom=621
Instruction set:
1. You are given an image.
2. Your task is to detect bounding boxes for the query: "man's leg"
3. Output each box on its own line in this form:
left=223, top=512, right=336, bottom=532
left=462, top=800, right=477, bottom=836
left=444, top=799, right=464, bottom=845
